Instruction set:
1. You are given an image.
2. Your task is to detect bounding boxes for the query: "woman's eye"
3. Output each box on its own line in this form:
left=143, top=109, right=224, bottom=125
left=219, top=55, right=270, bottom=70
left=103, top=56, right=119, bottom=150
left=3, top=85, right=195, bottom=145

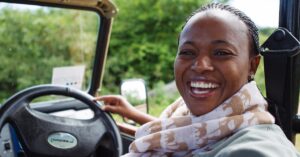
left=179, top=50, right=194, bottom=56
left=214, top=50, right=232, bottom=56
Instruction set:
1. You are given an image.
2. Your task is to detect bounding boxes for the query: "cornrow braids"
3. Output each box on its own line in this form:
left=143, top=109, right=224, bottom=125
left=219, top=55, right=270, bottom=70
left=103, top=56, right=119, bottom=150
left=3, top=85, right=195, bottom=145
left=183, top=3, right=260, bottom=55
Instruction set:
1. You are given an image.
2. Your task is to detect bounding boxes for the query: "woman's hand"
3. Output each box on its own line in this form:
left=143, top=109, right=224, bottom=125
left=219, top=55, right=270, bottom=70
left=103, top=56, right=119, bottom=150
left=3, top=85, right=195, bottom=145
left=95, top=95, right=157, bottom=125
left=95, top=95, right=137, bottom=119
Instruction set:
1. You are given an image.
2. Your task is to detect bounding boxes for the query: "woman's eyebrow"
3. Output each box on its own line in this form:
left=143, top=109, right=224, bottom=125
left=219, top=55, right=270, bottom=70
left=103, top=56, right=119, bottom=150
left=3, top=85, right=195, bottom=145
left=181, top=41, right=194, bottom=46
left=211, top=40, right=233, bottom=46
left=211, top=40, right=237, bottom=51
left=179, top=41, right=197, bottom=48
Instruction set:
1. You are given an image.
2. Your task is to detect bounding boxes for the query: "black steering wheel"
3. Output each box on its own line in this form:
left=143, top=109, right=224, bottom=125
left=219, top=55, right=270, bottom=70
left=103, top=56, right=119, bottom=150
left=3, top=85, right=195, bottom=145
left=0, top=85, right=122, bottom=157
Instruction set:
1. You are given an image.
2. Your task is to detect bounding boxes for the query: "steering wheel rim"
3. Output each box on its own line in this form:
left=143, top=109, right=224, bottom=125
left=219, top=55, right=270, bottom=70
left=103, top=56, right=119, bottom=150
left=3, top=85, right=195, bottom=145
left=0, top=85, right=122, bottom=157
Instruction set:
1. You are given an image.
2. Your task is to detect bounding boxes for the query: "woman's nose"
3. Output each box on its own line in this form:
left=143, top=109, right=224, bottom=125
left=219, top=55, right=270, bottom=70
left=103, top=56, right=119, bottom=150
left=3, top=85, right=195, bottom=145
left=191, top=56, right=214, bottom=72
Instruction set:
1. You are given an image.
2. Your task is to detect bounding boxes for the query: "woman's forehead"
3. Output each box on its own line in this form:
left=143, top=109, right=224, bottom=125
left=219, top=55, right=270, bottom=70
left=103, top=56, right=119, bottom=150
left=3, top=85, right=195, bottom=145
left=191, top=9, right=239, bottom=22
left=179, top=10, right=250, bottom=52
left=180, top=10, right=249, bottom=42
left=185, top=9, right=246, bottom=31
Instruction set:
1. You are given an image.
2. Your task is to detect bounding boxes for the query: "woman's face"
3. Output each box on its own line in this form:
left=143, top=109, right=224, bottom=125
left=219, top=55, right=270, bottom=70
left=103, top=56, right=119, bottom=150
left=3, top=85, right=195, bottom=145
left=174, top=10, right=257, bottom=116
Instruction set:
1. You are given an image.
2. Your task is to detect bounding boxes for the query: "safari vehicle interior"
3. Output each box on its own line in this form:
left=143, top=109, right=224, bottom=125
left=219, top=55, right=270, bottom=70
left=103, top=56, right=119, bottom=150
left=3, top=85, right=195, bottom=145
left=0, top=0, right=299, bottom=157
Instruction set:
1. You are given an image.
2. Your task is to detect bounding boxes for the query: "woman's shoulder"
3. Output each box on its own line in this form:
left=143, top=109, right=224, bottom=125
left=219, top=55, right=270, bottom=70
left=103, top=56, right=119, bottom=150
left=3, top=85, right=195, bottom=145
left=194, top=124, right=300, bottom=157
left=231, top=124, right=293, bottom=145
left=220, top=124, right=299, bottom=156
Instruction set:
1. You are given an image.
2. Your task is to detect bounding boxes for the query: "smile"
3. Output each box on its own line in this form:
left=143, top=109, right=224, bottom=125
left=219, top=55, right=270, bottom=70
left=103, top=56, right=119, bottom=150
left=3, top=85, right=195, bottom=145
left=190, top=82, right=218, bottom=88
left=189, top=81, right=219, bottom=97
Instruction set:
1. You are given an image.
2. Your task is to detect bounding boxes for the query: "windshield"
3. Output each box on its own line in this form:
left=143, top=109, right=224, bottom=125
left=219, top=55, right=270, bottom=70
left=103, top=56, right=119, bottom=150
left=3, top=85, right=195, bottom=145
left=0, top=2, right=100, bottom=104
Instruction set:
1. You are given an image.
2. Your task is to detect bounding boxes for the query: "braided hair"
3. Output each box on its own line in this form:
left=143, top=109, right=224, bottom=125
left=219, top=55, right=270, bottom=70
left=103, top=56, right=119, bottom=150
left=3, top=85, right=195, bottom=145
left=182, top=3, right=260, bottom=55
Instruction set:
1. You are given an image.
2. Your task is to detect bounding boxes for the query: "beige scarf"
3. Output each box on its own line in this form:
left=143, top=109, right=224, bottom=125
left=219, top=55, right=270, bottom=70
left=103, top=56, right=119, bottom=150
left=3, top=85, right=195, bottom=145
left=123, top=81, right=275, bottom=157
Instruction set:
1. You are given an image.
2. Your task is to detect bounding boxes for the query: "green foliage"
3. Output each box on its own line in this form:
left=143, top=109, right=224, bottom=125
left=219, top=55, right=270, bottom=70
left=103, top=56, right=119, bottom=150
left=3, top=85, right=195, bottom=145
left=259, top=27, right=276, bottom=44
left=123, top=93, right=145, bottom=106
left=148, top=81, right=180, bottom=117
left=102, top=0, right=210, bottom=93
left=0, top=7, right=98, bottom=103
left=255, top=61, right=266, bottom=96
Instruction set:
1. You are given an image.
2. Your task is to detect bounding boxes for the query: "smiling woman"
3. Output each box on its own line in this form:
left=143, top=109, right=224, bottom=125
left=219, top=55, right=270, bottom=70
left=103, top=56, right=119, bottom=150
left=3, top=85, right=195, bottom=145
left=96, top=3, right=300, bottom=157
left=175, top=8, right=260, bottom=116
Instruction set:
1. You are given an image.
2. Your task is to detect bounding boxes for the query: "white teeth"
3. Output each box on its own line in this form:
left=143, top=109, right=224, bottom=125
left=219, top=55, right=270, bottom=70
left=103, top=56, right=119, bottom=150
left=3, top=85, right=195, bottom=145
left=190, top=82, right=218, bottom=88
left=193, top=90, right=210, bottom=94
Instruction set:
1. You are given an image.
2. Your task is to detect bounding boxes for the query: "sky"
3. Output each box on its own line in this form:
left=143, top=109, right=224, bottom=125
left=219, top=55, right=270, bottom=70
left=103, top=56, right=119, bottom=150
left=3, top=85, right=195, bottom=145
left=229, top=0, right=279, bottom=27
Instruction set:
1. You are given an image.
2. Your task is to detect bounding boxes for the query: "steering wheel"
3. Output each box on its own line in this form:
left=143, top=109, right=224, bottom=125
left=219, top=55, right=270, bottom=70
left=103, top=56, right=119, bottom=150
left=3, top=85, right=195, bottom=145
left=0, top=85, right=122, bottom=157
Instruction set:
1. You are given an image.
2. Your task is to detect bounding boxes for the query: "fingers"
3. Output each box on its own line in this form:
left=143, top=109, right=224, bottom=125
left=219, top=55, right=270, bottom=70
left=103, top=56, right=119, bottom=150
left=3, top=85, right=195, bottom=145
left=94, top=95, right=132, bottom=118
left=101, top=101, right=127, bottom=117
left=94, top=95, right=119, bottom=106
left=94, top=95, right=119, bottom=101
left=94, top=95, right=122, bottom=112
left=101, top=104, right=114, bottom=113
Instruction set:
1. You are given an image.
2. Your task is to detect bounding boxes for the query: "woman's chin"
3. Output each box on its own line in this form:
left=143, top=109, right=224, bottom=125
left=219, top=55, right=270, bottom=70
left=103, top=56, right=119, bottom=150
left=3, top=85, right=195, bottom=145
left=184, top=88, right=221, bottom=116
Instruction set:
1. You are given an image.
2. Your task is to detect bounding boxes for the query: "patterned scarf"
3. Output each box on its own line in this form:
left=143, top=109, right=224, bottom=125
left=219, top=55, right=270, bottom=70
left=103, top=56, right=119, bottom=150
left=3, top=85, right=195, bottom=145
left=123, top=81, right=275, bottom=157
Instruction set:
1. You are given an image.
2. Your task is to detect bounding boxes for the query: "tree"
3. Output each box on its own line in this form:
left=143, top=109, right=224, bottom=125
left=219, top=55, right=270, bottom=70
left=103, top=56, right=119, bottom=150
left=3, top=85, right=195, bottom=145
left=0, top=7, right=98, bottom=102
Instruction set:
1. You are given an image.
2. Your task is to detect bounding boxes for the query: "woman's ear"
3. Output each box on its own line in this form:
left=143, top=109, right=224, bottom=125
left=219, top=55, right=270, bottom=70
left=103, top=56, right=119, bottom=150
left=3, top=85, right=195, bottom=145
left=249, top=55, right=261, bottom=75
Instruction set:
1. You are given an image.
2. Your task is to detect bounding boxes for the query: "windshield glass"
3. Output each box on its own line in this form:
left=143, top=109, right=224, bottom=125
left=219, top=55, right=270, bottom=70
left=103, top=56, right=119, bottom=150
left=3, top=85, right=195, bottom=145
left=0, top=3, right=100, bottom=104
